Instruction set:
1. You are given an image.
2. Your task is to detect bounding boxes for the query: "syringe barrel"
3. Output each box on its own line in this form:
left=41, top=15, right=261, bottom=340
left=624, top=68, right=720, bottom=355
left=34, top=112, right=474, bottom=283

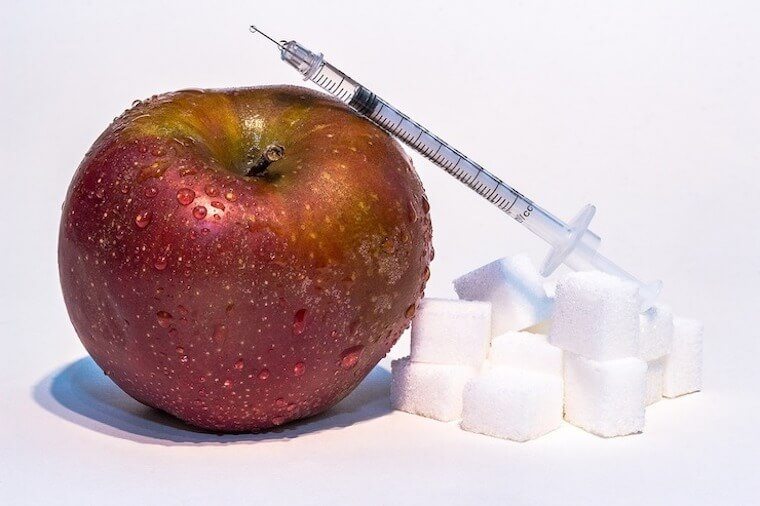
left=286, top=55, right=537, bottom=219
left=282, top=42, right=575, bottom=251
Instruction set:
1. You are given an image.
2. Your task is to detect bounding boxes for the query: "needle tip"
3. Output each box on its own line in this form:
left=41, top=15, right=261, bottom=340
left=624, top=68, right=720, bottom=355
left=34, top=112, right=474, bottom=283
left=248, top=24, right=284, bottom=48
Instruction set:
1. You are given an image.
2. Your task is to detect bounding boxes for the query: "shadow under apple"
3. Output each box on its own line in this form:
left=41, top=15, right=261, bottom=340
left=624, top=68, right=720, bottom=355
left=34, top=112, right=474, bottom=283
left=33, top=357, right=392, bottom=446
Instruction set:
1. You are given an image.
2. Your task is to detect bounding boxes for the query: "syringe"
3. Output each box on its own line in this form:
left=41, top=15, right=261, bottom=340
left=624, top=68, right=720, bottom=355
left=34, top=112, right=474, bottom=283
left=249, top=26, right=662, bottom=308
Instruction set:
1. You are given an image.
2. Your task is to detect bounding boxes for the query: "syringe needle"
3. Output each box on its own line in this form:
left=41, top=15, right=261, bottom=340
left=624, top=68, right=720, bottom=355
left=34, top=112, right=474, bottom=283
left=249, top=25, right=284, bottom=49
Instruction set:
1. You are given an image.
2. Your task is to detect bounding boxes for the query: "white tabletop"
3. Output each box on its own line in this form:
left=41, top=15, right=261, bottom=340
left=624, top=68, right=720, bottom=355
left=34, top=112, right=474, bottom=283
left=2, top=1, right=759, bottom=504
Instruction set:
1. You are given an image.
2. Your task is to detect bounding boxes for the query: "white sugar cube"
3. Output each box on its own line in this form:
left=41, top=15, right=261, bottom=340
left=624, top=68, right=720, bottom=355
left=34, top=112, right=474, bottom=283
left=563, top=353, right=646, bottom=437
left=410, top=298, right=491, bottom=367
left=639, top=305, right=674, bottom=360
left=461, top=369, right=563, bottom=442
left=550, top=271, right=641, bottom=360
left=390, top=357, right=476, bottom=421
left=663, top=317, right=703, bottom=398
left=489, top=331, right=563, bottom=377
left=645, top=357, right=666, bottom=405
left=453, top=254, right=552, bottom=335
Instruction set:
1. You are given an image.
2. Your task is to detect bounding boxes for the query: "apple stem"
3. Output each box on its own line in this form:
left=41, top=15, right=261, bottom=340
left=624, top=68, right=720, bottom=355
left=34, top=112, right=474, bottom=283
left=247, top=144, right=285, bottom=176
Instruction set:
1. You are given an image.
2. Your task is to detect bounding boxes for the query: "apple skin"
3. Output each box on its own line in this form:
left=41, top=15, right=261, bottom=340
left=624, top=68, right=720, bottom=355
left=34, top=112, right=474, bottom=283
left=59, top=86, right=432, bottom=432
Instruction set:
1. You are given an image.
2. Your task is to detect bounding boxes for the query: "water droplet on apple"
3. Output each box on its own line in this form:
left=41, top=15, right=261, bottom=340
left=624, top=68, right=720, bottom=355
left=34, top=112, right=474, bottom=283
left=212, top=324, right=227, bottom=344
left=154, top=256, right=168, bottom=270
left=192, top=205, right=207, bottom=220
left=224, top=191, right=237, bottom=202
left=234, top=358, right=244, bottom=370
left=156, top=310, right=173, bottom=327
left=223, top=379, right=232, bottom=388
left=339, top=345, right=364, bottom=369
left=275, top=398, right=287, bottom=408
left=257, top=368, right=270, bottom=380
left=176, top=346, right=184, bottom=354
left=421, top=196, right=430, bottom=214
left=151, top=147, right=166, bottom=157
left=407, top=201, right=418, bottom=223
left=423, top=266, right=431, bottom=282
left=144, top=186, right=158, bottom=198
left=135, top=210, right=152, bottom=228
left=120, top=184, right=130, bottom=194
left=292, top=309, right=307, bottom=335
left=138, top=154, right=171, bottom=177
left=382, top=237, right=396, bottom=254
left=205, top=185, right=218, bottom=197
left=176, top=188, right=195, bottom=206
left=210, top=200, right=225, bottom=211
left=272, top=416, right=285, bottom=426
left=293, top=362, right=306, bottom=376
left=405, top=303, right=417, bottom=318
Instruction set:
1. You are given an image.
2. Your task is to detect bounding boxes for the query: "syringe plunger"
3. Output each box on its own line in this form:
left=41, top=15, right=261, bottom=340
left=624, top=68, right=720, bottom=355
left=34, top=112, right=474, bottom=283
left=535, top=204, right=662, bottom=308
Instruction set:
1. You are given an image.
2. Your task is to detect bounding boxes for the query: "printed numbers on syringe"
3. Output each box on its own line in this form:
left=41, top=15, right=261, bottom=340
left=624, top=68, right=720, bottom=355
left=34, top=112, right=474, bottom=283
left=365, top=98, right=531, bottom=219
left=304, top=54, right=532, bottom=224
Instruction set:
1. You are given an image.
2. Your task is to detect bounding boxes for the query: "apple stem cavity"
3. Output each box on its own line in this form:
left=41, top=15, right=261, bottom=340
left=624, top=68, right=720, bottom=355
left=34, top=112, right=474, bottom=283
left=247, top=144, right=285, bottom=177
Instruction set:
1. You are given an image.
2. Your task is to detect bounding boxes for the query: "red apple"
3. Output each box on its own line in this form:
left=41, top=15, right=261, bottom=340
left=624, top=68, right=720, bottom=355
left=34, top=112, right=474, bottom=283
left=58, top=86, right=432, bottom=431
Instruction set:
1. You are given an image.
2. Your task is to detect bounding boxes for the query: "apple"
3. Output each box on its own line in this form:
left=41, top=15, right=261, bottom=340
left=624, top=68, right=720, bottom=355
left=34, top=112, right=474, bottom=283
left=59, top=86, right=432, bottom=432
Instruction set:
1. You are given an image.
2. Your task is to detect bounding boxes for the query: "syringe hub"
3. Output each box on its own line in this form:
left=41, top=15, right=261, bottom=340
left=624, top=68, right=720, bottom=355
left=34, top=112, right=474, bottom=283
left=249, top=26, right=323, bottom=80
left=280, top=41, right=324, bottom=80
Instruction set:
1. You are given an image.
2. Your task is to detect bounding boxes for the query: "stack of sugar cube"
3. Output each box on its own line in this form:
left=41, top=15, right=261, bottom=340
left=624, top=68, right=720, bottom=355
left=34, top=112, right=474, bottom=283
left=552, top=271, right=703, bottom=436
left=391, top=253, right=703, bottom=442
left=392, top=255, right=564, bottom=441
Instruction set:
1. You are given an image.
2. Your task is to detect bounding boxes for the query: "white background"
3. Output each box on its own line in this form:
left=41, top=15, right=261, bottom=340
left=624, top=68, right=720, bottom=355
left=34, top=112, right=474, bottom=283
left=2, top=1, right=759, bottom=504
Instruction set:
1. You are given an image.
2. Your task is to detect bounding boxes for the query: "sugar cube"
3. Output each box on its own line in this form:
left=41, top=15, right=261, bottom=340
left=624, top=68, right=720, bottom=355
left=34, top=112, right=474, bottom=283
left=410, top=298, right=491, bottom=367
left=488, top=331, right=563, bottom=377
left=390, top=357, right=476, bottom=421
left=453, top=254, right=552, bottom=335
left=563, top=353, right=646, bottom=437
left=645, top=357, right=666, bottom=405
left=550, top=271, right=640, bottom=360
left=639, top=305, right=674, bottom=360
left=663, top=317, right=703, bottom=398
left=461, top=369, right=563, bottom=442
